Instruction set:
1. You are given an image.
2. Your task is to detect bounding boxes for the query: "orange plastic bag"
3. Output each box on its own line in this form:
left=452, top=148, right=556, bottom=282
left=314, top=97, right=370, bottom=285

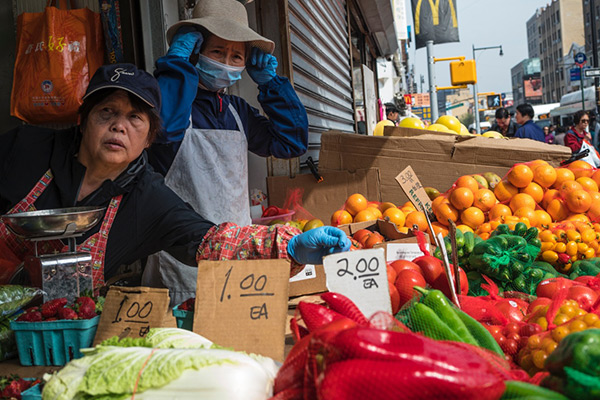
left=10, top=0, right=104, bottom=124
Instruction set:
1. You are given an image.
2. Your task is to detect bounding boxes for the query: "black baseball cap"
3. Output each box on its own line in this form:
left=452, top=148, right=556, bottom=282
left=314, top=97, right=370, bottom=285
left=83, top=63, right=161, bottom=110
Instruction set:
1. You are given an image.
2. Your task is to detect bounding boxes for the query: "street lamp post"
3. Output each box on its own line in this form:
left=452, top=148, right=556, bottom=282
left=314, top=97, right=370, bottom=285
left=472, top=45, right=503, bottom=133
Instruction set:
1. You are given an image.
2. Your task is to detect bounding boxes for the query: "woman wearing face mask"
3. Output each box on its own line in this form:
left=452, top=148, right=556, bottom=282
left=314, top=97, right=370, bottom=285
left=144, top=0, right=308, bottom=304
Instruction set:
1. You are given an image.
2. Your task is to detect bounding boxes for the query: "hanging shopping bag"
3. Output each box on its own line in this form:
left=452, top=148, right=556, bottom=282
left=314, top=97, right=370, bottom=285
left=10, top=0, right=104, bottom=124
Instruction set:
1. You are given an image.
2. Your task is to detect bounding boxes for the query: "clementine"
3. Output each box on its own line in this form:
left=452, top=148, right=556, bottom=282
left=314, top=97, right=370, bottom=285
left=592, top=169, right=600, bottom=188
left=456, top=224, right=474, bottom=234
left=507, top=164, right=534, bottom=188
left=450, top=187, right=474, bottom=210
left=430, top=221, right=449, bottom=237
left=489, top=204, right=512, bottom=221
left=567, top=160, right=594, bottom=178
left=461, top=207, right=485, bottom=229
left=368, top=206, right=383, bottom=219
left=565, top=189, right=593, bottom=213
left=534, top=210, right=552, bottom=228
left=455, top=175, right=480, bottom=192
left=576, top=177, right=599, bottom=193
left=587, top=200, right=600, bottom=222
left=379, top=202, right=397, bottom=213
left=591, top=191, right=600, bottom=202
left=509, top=193, right=536, bottom=212
left=433, top=202, right=459, bottom=227
left=528, top=159, right=549, bottom=170
left=382, top=207, right=406, bottom=228
left=344, top=193, right=368, bottom=216
left=542, top=189, right=560, bottom=209
left=353, top=208, right=378, bottom=223
left=494, top=180, right=519, bottom=202
left=520, top=182, right=544, bottom=204
left=405, top=211, right=429, bottom=232
left=331, top=209, right=353, bottom=226
left=514, top=207, right=537, bottom=227
left=532, top=164, right=557, bottom=188
left=558, top=180, right=583, bottom=197
left=547, top=198, right=570, bottom=221
left=473, top=188, right=497, bottom=212
left=553, top=168, right=576, bottom=189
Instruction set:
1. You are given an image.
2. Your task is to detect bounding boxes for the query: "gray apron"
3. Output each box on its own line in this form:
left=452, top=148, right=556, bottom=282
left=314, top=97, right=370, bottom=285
left=143, top=104, right=251, bottom=306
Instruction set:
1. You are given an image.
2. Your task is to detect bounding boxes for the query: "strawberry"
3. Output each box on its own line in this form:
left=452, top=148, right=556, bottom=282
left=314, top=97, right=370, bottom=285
left=75, top=296, right=97, bottom=319
left=16, top=311, right=42, bottom=322
left=57, top=307, right=78, bottom=320
left=41, top=297, right=68, bottom=319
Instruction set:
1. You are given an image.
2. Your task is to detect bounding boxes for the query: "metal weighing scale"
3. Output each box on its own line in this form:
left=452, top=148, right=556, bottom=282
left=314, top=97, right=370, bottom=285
left=1, top=207, right=106, bottom=302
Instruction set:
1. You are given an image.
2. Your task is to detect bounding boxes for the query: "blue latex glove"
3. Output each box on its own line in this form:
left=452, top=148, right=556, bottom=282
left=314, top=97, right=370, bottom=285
left=246, top=47, right=277, bottom=85
left=167, top=27, right=203, bottom=60
left=287, top=226, right=351, bottom=265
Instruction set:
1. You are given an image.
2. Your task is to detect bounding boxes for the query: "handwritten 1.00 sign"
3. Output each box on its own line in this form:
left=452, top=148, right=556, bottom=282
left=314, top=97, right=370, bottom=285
left=323, top=248, right=391, bottom=318
left=93, top=286, right=170, bottom=345
left=194, top=259, right=289, bottom=362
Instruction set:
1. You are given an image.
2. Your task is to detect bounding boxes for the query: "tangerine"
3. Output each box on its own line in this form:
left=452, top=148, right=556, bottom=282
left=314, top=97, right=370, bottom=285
left=509, top=193, right=536, bottom=212
left=568, top=160, right=595, bottom=178
left=588, top=200, right=600, bottom=222
left=592, top=170, right=600, bottom=188
left=353, top=208, right=378, bottom=223
left=520, top=182, right=544, bottom=204
left=576, top=177, right=599, bottom=193
left=533, top=164, right=557, bottom=188
left=514, top=207, right=538, bottom=227
left=553, top=168, right=576, bottom=188
left=559, top=180, right=583, bottom=197
left=494, top=180, right=519, bottom=202
left=405, top=211, right=429, bottom=232
left=528, top=159, right=549, bottom=169
left=450, top=187, right=474, bottom=210
left=542, top=189, right=561, bottom=209
left=591, top=191, right=600, bottom=202
left=379, top=202, right=397, bottom=213
left=461, top=207, right=485, bottom=229
left=331, top=210, right=353, bottom=226
left=368, top=207, right=383, bottom=219
left=382, top=207, right=406, bottom=228
left=547, top=199, right=570, bottom=221
left=473, top=188, right=497, bottom=212
left=345, top=193, right=368, bottom=216
left=433, top=202, right=459, bottom=227
left=455, top=175, right=480, bottom=192
left=489, top=204, right=512, bottom=221
left=430, top=222, right=449, bottom=238
left=456, top=224, right=474, bottom=234
left=565, top=189, right=593, bottom=213
left=508, top=164, right=534, bottom=188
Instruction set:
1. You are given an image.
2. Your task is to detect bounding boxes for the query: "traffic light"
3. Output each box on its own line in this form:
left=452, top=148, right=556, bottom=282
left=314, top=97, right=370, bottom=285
left=486, top=94, right=501, bottom=109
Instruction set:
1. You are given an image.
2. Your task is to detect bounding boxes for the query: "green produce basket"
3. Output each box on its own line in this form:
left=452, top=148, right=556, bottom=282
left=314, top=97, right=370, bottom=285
left=172, top=304, right=193, bottom=331
left=10, top=316, right=99, bottom=366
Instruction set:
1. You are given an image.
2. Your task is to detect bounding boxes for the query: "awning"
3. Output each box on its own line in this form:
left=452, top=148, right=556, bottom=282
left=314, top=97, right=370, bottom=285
left=356, top=0, right=399, bottom=57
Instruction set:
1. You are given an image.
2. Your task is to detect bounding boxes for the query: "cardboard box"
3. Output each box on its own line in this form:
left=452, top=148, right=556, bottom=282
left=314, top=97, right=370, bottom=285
left=288, top=264, right=327, bottom=297
left=267, top=168, right=381, bottom=224
left=319, top=131, right=571, bottom=206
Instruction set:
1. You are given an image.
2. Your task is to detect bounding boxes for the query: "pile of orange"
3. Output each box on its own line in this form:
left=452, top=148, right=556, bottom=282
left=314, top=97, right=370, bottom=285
left=330, top=193, right=429, bottom=234
left=432, top=160, right=600, bottom=240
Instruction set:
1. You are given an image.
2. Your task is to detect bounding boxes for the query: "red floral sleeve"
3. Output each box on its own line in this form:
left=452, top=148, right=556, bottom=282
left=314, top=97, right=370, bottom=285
left=196, top=223, right=304, bottom=275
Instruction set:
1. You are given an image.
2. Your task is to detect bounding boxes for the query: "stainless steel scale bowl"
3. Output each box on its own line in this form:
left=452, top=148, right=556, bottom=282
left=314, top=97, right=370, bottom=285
left=1, top=207, right=106, bottom=301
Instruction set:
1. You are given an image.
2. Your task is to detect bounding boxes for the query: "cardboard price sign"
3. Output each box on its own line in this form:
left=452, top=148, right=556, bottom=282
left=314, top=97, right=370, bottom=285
left=385, top=242, right=430, bottom=262
left=395, top=166, right=432, bottom=215
left=323, top=248, right=391, bottom=318
left=194, top=259, right=289, bottom=362
left=93, top=286, right=170, bottom=345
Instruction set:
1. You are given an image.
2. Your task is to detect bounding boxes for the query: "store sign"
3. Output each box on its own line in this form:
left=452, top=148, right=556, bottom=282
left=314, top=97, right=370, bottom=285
left=570, top=67, right=581, bottom=82
left=194, top=259, right=289, bottom=361
left=323, top=247, right=391, bottom=317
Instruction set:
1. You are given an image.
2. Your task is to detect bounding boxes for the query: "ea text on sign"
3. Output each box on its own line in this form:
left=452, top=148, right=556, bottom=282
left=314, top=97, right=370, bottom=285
left=584, top=68, right=600, bottom=78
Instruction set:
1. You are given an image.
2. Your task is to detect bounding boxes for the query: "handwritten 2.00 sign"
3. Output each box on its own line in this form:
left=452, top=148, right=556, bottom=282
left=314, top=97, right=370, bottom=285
left=194, top=259, right=289, bottom=362
left=323, top=248, right=391, bottom=318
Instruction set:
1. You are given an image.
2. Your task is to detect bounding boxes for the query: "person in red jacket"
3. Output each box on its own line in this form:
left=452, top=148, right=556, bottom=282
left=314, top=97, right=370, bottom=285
left=564, top=110, right=592, bottom=153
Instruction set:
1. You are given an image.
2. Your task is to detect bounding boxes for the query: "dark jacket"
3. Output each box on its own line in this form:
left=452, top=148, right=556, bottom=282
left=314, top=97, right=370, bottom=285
left=0, top=126, right=215, bottom=280
left=148, top=55, right=309, bottom=175
left=488, top=120, right=520, bottom=137
left=515, top=120, right=545, bottom=142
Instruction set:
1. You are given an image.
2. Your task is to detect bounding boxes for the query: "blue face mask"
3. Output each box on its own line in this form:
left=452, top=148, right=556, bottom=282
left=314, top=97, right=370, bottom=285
left=195, top=54, right=245, bottom=91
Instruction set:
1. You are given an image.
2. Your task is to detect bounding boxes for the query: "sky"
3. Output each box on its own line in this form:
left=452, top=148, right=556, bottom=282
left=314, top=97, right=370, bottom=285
left=409, top=0, right=551, bottom=95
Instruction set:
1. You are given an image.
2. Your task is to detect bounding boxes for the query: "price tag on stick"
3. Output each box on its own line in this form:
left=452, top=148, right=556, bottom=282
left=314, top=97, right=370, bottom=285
left=93, top=286, right=170, bottom=345
left=194, top=259, right=289, bottom=362
left=395, top=166, right=433, bottom=216
left=323, top=248, right=391, bottom=318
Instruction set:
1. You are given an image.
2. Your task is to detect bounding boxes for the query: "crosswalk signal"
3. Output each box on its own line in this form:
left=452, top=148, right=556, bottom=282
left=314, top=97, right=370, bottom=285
left=487, top=94, right=501, bottom=109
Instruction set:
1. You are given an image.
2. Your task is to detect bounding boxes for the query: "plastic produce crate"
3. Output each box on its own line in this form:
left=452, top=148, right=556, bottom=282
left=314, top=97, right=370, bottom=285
left=172, top=304, right=193, bottom=331
left=10, top=316, right=99, bottom=366
left=21, top=383, right=42, bottom=400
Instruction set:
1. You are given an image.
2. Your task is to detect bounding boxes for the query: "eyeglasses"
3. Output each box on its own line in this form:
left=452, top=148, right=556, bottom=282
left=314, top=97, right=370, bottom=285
left=581, top=119, right=590, bottom=123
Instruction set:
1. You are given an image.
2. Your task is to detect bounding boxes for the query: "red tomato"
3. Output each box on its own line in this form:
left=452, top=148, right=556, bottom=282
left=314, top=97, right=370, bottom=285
left=485, top=325, right=503, bottom=338
left=527, top=297, right=552, bottom=314
left=413, top=255, right=443, bottom=284
left=495, top=300, right=525, bottom=323
left=519, top=323, right=541, bottom=338
left=505, top=332, right=520, bottom=342
left=389, top=282, right=401, bottom=314
left=568, top=285, right=599, bottom=311
left=395, top=269, right=427, bottom=307
left=430, top=266, right=469, bottom=299
left=504, top=322, right=521, bottom=334
left=352, top=229, right=372, bottom=246
left=386, top=265, right=398, bottom=284
left=364, top=235, right=384, bottom=249
left=501, top=339, right=519, bottom=356
left=389, top=260, right=422, bottom=276
left=536, top=277, right=575, bottom=298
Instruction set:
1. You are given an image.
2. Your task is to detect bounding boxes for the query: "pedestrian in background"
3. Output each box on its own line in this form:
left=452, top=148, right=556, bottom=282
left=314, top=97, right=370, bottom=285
left=514, top=103, right=545, bottom=142
left=564, top=110, right=600, bottom=167
left=543, top=126, right=555, bottom=144
left=489, top=107, right=519, bottom=137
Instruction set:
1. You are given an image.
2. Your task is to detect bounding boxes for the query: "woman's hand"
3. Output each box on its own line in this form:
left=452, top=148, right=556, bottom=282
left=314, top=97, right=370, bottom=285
left=246, top=47, right=277, bottom=85
left=167, top=27, right=203, bottom=61
left=287, top=226, right=351, bottom=265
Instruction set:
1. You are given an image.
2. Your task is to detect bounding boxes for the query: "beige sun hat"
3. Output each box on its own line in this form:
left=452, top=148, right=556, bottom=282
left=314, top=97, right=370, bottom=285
left=166, top=0, right=275, bottom=54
